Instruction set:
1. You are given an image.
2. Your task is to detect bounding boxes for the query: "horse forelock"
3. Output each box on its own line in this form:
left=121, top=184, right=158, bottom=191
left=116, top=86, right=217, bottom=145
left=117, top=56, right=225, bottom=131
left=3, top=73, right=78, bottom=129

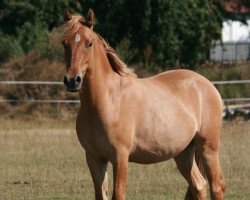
left=63, top=14, right=85, bottom=40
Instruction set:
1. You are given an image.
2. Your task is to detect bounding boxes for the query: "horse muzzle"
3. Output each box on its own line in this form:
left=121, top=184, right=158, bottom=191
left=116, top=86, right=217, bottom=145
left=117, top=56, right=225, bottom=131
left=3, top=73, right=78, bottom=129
left=63, top=75, right=82, bottom=92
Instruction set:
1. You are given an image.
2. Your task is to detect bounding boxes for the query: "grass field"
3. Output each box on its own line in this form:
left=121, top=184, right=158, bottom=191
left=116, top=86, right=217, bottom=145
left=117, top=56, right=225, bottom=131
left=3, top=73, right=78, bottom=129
left=0, top=119, right=249, bottom=200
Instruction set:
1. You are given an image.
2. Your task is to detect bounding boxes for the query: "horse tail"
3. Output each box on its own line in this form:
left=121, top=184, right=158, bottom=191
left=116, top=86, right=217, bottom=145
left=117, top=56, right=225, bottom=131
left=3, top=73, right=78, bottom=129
left=184, top=149, right=206, bottom=200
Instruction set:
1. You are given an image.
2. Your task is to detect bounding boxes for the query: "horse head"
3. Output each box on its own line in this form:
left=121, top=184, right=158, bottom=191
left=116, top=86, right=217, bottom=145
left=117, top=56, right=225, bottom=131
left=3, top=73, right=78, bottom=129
left=62, top=9, right=95, bottom=92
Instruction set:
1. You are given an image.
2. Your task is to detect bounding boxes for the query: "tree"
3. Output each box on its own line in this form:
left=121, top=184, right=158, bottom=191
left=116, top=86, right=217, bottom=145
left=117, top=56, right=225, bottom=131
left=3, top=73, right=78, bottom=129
left=0, top=0, right=81, bottom=62
left=124, top=0, right=223, bottom=69
left=0, top=0, right=223, bottom=69
left=85, top=0, right=223, bottom=69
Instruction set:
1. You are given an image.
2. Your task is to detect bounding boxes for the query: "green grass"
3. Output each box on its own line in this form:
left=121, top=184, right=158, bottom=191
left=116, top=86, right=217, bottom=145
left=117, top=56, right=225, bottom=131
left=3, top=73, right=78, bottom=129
left=0, top=119, right=249, bottom=199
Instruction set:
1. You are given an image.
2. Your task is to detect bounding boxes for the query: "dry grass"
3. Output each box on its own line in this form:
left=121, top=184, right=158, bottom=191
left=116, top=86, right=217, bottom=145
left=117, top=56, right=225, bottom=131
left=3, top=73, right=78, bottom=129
left=0, top=119, right=249, bottom=199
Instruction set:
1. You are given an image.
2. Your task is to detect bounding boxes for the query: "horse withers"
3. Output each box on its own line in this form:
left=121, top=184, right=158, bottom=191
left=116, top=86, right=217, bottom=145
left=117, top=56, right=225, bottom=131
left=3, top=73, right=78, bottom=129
left=62, top=9, right=225, bottom=200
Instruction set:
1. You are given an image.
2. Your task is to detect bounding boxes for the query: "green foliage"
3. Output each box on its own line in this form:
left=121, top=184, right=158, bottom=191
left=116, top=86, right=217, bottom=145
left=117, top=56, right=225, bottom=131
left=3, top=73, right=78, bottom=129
left=0, top=0, right=81, bottom=62
left=83, top=0, right=223, bottom=69
left=0, top=0, right=223, bottom=69
left=0, top=32, right=23, bottom=62
left=17, top=19, right=48, bottom=53
left=139, top=0, right=223, bottom=68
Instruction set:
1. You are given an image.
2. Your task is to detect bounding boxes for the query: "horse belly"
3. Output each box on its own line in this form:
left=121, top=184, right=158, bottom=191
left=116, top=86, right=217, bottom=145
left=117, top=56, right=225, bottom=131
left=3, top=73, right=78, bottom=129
left=129, top=145, right=176, bottom=164
left=129, top=105, right=197, bottom=164
left=129, top=130, right=195, bottom=164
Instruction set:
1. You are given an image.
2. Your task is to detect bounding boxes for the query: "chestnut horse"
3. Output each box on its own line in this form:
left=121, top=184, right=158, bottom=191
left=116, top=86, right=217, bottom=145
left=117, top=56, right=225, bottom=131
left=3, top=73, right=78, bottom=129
left=62, top=9, right=225, bottom=200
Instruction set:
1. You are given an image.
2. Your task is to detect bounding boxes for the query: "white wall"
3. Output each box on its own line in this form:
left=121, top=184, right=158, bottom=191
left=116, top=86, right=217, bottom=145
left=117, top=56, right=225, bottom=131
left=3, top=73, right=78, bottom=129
left=222, top=20, right=250, bottom=42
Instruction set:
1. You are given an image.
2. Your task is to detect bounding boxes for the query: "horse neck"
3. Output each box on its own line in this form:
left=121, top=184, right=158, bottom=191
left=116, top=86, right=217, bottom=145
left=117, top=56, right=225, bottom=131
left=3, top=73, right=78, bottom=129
left=80, top=39, right=120, bottom=113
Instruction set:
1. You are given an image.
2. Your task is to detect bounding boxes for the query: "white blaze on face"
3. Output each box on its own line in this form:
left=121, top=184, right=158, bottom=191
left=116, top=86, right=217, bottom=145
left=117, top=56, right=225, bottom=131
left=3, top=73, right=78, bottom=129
left=75, top=33, right=81, bottom=44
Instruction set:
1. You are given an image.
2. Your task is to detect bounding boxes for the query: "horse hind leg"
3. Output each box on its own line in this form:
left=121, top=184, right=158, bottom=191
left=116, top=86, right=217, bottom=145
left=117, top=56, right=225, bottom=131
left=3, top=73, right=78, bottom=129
left=195, top=125, right=226, bottom=200
left=174, top=141, right=207, bottom=200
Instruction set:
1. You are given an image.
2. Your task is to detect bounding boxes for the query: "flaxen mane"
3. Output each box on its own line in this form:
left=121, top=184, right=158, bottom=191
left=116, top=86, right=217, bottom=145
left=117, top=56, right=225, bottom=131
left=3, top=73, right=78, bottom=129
left=63, top=13, right=136, bottom=77
left=98, top=36, right=136, bottom=77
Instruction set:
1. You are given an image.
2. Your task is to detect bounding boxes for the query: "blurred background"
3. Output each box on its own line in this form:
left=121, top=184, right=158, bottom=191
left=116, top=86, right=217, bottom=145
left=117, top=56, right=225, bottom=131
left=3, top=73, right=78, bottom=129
left=0, top=0, right=249, bottom=119
left=0, top=1, right=250, bottom=199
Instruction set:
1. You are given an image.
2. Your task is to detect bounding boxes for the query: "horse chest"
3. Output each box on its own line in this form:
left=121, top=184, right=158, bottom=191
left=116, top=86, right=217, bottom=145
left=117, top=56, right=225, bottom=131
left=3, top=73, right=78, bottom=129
left=76, top=118, right=112, bottom=159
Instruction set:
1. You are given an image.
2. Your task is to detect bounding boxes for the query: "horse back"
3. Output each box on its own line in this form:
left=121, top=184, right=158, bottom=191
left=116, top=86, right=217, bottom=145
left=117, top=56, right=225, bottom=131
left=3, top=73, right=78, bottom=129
left=143, top=69, right=223, bottom=128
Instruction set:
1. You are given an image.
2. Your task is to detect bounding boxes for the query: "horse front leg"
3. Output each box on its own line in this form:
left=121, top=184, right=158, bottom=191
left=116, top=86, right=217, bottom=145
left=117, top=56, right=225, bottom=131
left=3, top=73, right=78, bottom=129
left=112, top=152, right=129, bottom=200
left=86, top=152, right=109, bottom=200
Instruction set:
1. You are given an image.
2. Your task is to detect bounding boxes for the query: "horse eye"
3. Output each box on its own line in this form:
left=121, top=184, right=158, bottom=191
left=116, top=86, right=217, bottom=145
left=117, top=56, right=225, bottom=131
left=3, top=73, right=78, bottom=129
left=88, top=42, right=93, bottom=48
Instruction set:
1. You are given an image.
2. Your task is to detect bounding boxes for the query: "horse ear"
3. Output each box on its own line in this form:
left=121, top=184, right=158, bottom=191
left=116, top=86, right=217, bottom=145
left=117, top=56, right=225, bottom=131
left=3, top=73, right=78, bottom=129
left=86, top=8, right=95, bottom=29
left=64, top=9, right=72, bottom=21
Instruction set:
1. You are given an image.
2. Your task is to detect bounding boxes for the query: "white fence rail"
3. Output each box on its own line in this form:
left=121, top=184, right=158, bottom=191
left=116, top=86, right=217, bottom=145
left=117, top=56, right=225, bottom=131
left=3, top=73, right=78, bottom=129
left=212, top=80, right=250, bottom=85
left=0, top=81, right=63, bottom=85
left=0, top=80, right=249, bottom=104
left=0, top=99, right=80, bottom=104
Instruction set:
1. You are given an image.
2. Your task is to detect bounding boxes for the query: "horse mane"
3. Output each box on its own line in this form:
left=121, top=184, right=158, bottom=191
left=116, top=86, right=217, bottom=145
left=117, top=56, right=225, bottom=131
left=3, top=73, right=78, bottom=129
left=63, top=13, right=136, bottom=77
left=97, top=36, right=136, bottom=77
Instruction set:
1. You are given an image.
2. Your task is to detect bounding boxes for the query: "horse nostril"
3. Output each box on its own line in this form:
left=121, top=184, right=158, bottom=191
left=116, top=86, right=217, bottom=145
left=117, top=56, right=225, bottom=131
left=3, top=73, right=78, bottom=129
left=64, top=75, right=81, bottom=90
left=75, top=76, right=81, bottom=84
left=63, top=76, right=69, bottom=86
